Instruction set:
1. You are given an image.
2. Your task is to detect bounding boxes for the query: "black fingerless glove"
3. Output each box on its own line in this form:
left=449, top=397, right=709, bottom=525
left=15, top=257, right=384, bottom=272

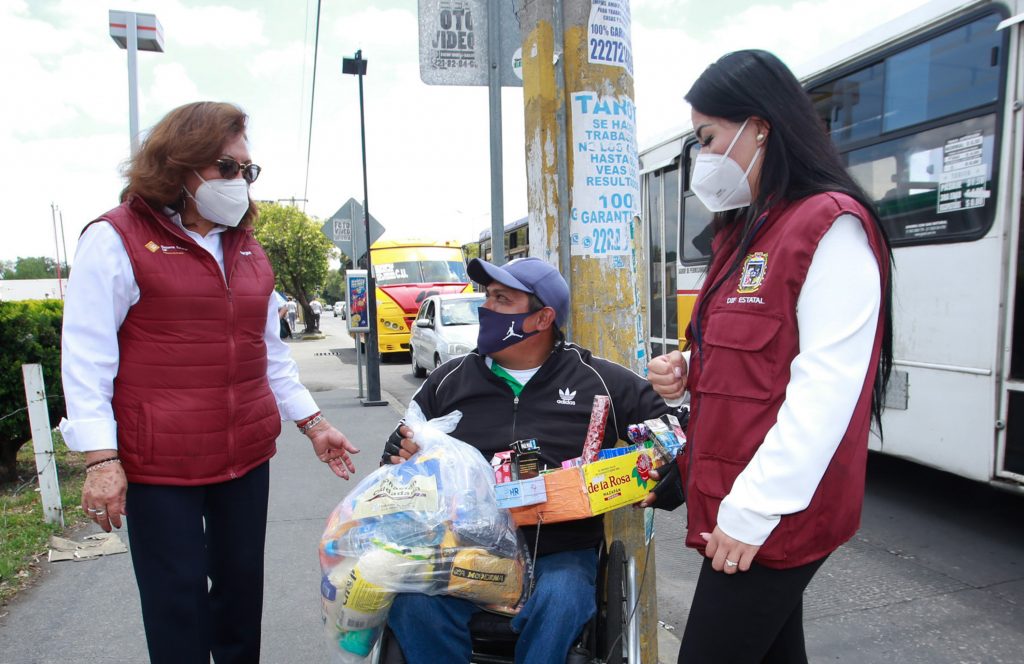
left=650, top=459, right=685, bottom=512
left=381, top=420, right=405, bottom=465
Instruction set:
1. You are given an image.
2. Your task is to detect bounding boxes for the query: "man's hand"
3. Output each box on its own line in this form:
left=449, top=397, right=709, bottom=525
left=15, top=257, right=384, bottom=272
left=636, top=461, right=684, bottom=511
left=306, top=420, right=360, bottom=479
left=382, top=424, right=420, bottom=465
left=701, top=526, right=760, bottom=574
left=648, top=351, right=688, bottom=401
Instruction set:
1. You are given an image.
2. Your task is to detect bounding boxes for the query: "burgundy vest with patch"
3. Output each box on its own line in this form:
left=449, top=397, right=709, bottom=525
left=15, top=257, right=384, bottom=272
left=98, top=196, right=281, bottom=485
left=680, top=192, right=888, bottom=568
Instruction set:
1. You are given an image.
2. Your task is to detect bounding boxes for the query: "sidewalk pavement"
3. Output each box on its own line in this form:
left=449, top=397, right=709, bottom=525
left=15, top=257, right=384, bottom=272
left=0, top=329, right=680, bottom=663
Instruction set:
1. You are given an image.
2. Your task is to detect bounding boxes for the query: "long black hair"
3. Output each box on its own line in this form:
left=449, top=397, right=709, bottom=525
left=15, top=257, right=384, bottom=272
left=686, top=49, right=894, bottom=433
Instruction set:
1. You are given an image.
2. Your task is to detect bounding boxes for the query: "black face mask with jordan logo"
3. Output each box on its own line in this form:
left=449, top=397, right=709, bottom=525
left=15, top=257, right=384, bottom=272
left=476, top=307, right=540, bottom=355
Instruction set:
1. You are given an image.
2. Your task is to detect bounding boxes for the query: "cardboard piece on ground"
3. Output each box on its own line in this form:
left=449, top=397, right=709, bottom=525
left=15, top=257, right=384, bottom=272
left=48, top=532, right=128, bottom=562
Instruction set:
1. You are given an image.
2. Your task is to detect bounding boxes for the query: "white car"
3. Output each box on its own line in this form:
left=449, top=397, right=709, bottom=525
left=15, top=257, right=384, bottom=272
left=409, top=293, right=485, bottom=377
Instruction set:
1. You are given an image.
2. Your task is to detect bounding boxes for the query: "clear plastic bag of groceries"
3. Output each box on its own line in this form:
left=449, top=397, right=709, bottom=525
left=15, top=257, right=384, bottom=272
left=318, top=402, right=530, bottom=663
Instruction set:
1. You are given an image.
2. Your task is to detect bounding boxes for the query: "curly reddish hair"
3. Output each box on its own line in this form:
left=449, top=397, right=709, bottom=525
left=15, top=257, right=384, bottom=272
left=124, top=101, right=258, bottom=227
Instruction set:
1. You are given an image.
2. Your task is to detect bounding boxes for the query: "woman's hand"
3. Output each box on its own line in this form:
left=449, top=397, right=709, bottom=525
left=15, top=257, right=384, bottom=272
left=81, top=450, right=127, bottom=532
left=306, top=419, right=360, bottom=479
left=648, top=351, right=688, bottom=401
left=701, top=526, right=760, bottom=574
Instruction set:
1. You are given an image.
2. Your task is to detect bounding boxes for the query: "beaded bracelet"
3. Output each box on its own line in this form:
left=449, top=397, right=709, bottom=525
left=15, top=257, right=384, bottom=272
left=299, top=414, right=325, bottom=434
left=86, top=458, right=122, bottom=473
left=85, top=455, right=119, bottom=469
left=295, top=411, right=322, bottom=430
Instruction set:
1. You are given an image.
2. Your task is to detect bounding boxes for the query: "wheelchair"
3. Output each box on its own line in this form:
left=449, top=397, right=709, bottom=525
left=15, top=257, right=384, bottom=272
left=373, top=539, right=636, bottom=664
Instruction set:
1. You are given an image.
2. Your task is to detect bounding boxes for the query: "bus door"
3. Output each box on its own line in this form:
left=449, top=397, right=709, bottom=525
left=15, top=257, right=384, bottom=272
left=644, top=157, right=682, bottom=357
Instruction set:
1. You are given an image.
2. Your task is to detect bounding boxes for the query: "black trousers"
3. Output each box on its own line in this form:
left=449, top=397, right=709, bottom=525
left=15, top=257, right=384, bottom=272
left=678, top=555, right=827, bottom=664
left=126, top=462, right=270, bottom=664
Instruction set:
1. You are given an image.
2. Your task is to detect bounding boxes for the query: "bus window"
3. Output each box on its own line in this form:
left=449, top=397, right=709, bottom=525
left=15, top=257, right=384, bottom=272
left=811, top=63, right=884, bottom=147
left=844, top=114, right=996, bottom=242
left=681, top=141, right=713, bottom=263
left=882, top=13, right=1002, bottom=133
left=375, top=260, right=470, bottom=285
left=808, top=10, right=1006, bottom=246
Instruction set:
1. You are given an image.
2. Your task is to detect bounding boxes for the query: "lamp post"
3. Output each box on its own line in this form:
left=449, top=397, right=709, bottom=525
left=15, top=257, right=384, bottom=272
left=109, top=10, right=164, bottom=155
left=342, top=50, right=387, bottom=407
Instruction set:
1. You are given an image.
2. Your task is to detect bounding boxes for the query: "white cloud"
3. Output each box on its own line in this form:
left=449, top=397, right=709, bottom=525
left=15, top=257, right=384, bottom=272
left=250, top=41, right=307, bottom=79
left=155, top=2, right=269, bottom=48
left=146, top=62, right=203, bottom=114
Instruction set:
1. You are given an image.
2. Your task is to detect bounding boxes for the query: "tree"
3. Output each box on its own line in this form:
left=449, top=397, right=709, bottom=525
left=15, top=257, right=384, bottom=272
left=323, top=269, right=344, bottom=304
left=253, top=202, right=336, bottom=333
left=0, top=300, right=64, bottom=482
left=0, top=256, right=69, bottom=280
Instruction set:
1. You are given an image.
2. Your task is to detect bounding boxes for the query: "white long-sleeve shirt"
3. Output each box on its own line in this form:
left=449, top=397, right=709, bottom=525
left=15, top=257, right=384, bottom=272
left=59, top=216, right=319, bottom=452
left=688, top=214, right=882, bottom=546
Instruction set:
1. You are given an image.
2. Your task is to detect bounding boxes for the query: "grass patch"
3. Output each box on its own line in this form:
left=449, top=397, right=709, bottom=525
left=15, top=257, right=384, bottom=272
left=0, top=433, right=88, bottom=607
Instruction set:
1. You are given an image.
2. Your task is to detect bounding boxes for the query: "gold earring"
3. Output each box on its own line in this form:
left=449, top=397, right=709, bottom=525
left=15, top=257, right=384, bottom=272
left=756, top=133, right=766, bottom=142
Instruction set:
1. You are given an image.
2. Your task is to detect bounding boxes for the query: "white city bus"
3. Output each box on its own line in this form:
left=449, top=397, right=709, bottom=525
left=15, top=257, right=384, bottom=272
left=640, top=0, right=1024, bottom=491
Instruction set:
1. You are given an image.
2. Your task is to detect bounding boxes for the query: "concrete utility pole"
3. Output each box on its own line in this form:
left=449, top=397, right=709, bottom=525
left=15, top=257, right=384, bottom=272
left=520, top=0, right=655, bottom=661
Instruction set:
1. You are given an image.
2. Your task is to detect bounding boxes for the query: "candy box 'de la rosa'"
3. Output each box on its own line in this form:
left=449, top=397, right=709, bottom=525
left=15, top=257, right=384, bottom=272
left=507, top=446, right=658, bottom=526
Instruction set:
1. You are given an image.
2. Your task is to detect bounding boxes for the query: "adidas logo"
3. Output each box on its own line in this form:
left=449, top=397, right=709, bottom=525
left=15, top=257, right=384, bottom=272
left=556, top=388, right=577, bottom=406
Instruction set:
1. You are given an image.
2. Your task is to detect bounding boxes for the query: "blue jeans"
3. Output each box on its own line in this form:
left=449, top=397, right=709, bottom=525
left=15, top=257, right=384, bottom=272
left=389, top=547, right=599, bottom=664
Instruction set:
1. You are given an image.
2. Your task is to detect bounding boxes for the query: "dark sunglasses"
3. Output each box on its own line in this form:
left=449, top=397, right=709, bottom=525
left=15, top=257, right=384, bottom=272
left=216, top=157, right=261, bottom=184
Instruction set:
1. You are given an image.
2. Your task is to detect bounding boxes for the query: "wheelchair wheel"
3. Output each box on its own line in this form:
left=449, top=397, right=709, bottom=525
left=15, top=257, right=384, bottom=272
left=600, top=540, right=627, bottom=664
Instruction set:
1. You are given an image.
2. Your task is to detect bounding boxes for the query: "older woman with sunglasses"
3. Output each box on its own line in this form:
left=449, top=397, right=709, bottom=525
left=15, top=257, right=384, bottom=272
left=59, top=101, right=360, bottom=663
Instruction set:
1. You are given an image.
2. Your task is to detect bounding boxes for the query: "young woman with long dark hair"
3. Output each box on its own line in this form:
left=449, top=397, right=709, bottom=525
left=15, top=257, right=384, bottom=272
left=643, top=49, right=894, bottom=662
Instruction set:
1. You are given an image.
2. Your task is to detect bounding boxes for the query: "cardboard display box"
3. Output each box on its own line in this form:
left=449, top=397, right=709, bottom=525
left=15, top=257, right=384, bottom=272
left=506, top=448, right=657, bottom=526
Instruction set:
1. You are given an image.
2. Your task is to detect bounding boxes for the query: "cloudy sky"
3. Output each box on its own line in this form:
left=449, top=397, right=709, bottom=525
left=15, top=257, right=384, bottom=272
left=0, top=0, right=930, bottom=264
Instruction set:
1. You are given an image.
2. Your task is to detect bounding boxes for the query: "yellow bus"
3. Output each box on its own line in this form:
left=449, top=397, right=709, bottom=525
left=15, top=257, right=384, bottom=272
left=366, top=239, right=472, bottom=355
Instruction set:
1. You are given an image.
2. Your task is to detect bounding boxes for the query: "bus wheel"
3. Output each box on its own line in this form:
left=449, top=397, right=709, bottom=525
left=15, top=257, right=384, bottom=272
left=411, top=347, right=426, bottom=378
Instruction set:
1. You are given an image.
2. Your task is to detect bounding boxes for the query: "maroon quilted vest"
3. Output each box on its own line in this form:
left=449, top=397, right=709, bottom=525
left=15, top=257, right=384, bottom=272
left=97, top=196, right=281, bottom=485
left=680, top=193, right=889, bottom=568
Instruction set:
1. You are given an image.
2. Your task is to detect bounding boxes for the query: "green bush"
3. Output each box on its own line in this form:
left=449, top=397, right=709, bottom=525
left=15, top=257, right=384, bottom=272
left=0, top=300, right=64, bottom=482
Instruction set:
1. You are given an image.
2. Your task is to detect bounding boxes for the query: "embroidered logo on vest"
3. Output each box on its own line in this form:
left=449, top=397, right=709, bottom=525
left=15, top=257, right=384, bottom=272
left=738, top=252, right=768, bottom=293
left=145, top=241, right=159, bottom=253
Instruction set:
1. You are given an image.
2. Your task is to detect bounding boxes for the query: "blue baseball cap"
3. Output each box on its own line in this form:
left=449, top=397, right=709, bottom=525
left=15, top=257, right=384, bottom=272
left=468, top=257, right=570, bottom=328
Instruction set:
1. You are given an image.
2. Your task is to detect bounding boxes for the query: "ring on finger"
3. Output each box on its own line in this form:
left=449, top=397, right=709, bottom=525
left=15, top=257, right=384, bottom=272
left=725, top=559, right=738, bottom=567
left=94, top=509, right=107, bottom=516
left=86, top=507, right=100, bottom=514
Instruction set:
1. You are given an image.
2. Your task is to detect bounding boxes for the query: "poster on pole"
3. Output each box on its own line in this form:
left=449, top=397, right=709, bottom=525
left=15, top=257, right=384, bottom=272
left=346, top=270, right=370, bottom=333
left=587, top=0, right=633, bottom=76
left=418, top=0, right=523, bottom=87
left=569, top=91, right=640, bottom=258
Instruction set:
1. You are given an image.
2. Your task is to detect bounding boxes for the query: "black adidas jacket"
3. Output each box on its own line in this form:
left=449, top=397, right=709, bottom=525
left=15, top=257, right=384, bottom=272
left=404, top=341, right=674, bottom=556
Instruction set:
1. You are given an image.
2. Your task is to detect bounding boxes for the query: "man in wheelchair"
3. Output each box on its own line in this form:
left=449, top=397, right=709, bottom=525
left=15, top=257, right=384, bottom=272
left=381, top=257, right=681, bottom=664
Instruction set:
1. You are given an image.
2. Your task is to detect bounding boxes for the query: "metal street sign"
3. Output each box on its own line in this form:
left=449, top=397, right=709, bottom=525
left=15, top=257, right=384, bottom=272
left=418, top=0, right=523, bottom=87
left=109, top=10, right=165, bottom=52
left=321, top=198, right=385, bottom=263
